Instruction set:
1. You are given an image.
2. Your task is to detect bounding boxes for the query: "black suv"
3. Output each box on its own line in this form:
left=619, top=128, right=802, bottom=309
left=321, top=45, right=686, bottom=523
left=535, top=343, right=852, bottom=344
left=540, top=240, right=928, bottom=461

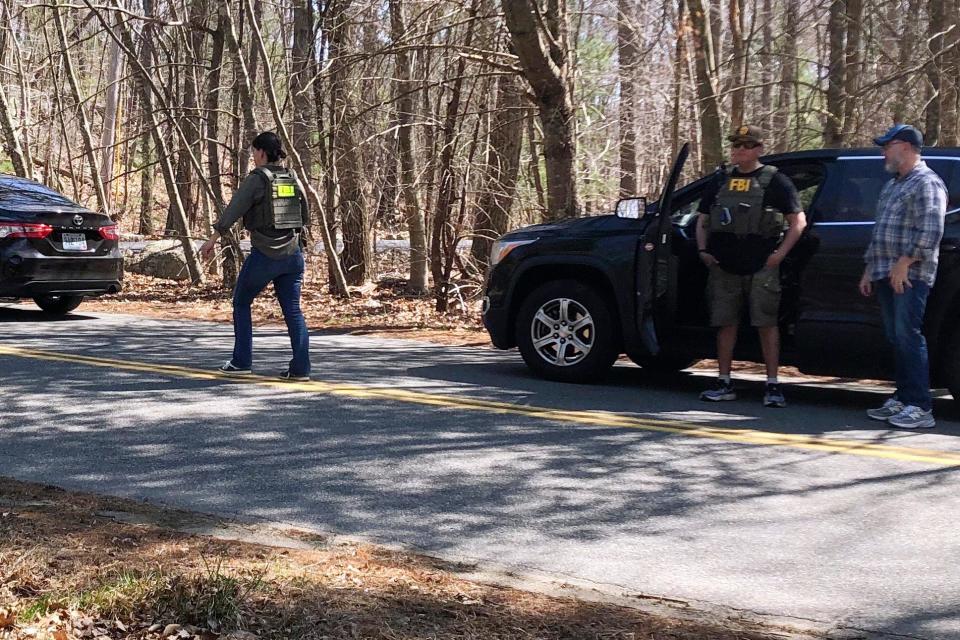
left=0, top=175, right=122, bottom=315
left=482, top=145, right=960, bottom=400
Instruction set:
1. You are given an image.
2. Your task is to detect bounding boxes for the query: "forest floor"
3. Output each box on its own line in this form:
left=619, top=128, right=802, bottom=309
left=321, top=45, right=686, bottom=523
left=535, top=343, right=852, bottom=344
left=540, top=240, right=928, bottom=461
left=85, top=250, right=488, bottom=347
left=0, top=477, right=812, bottom=640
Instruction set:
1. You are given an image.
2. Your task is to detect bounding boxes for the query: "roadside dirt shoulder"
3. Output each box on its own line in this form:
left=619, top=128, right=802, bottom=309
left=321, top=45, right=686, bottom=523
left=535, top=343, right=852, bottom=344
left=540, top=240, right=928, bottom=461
left=0, top=478, right=818, bottom=640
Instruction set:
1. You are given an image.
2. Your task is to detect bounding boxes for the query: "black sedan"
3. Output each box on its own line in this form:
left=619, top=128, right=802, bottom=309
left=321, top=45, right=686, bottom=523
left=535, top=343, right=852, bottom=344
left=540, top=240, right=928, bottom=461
left=0, top=175, right=122, bottom=315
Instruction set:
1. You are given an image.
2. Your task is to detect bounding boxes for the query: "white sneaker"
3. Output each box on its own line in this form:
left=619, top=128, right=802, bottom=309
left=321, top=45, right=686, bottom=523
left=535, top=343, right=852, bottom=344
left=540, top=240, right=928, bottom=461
left=866, top=398, right=904, bottom=421
left=887, top=405, right=935, bottom=429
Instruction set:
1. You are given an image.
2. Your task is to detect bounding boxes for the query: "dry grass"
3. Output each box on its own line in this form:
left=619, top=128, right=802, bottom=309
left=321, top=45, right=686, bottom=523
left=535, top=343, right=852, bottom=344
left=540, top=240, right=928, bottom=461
left=84, top=250, right=486, bottom=347
left=0, top=478, right=800, bottom=640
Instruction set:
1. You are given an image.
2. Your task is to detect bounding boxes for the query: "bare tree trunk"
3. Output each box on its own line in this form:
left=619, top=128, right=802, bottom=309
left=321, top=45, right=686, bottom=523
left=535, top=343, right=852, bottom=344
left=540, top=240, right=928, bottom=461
left=431, top=0, right=478, bottom=306
left=925, top=0, right=946, bottom=144
left=727, top=0, right=745, bottom=128
left=772, top=1, right=798, bottom=153
left=328, top=0, right=371, bottom=287
left=138, top=125, right=155, bottom=235
left=167, top=0, right=206, bottom=233
left=526, top=111, right=547, bottom=215
left=136, top=0, right=155, bottom=235
left=686, top=0, right=723, bottom=169
left=312, top=20, right=342, bottom=292
left=502, top=0, right=579, bottom=220
left=672, top=0, right=686, bottom=157
left=840, top=0, right=862, bottom=143
left=204, top=10, right=241, bottom=287
left=824, top=0, right=846, bottom=146
left=759, top=0, right=773, bottom=132
left=389, top=0, right=429, bottom=294
left=290, top=0, right=318, bottom=267
left=939, top=0, right=959, bottom=145
left=0, top=82, right=29, bottom=177
left=617, top=0, right=638, bottom=196
left=893, top=0, right=922, bottom=122
left=6, top=2, right=34, bottom=178
left=470, top=73, right=524, bottom=272
left=221, top=1, right=259, bottom=170
left=52, top=4, right=110, bottom=215
left=99, top=19, right=123, bottom=209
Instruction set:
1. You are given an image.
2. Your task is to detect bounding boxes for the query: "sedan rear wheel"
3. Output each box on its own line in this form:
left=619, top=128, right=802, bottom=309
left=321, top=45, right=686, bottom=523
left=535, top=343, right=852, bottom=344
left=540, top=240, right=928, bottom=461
left=516, top=280, right=619, bottom=382
left=33, top=294, right=84, bottom=316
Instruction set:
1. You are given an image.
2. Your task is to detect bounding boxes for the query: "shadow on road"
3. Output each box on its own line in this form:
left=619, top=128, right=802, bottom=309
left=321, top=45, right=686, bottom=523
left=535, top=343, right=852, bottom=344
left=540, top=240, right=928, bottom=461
left=1, top=308, right=959, bottom=638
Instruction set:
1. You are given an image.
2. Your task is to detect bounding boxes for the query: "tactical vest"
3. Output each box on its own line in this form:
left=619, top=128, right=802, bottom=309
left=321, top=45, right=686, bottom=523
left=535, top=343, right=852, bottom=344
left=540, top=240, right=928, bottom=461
left=709, top=165, right=784, bottom=239
left=244, top=167, right=306, bottom=231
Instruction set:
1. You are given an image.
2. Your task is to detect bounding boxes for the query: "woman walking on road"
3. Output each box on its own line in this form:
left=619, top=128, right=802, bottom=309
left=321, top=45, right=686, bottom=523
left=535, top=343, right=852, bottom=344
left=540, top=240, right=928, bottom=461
left=200, top=131, right=311, bottom=381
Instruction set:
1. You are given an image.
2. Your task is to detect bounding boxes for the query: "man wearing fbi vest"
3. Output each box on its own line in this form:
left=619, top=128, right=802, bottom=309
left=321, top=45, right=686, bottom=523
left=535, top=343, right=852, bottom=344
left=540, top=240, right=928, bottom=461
left=695, top=125, right=807, bottom=407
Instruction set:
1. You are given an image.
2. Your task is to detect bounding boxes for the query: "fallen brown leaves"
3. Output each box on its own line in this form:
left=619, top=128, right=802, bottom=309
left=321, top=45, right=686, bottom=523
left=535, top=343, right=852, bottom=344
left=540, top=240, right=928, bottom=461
left=0, top=478, right=796, bottom=640
left=85, top=252, right=486, bottom=347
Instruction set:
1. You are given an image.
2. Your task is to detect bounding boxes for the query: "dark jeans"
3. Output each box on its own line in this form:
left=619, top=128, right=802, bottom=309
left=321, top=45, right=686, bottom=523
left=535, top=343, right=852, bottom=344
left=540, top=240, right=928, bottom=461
left=876, top=279, right=931, bottom=411
left=232, top=248, right=310, bottom=376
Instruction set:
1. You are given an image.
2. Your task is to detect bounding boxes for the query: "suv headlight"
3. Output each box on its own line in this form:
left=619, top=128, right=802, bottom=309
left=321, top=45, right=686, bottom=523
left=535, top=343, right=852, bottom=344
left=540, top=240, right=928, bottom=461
left=490, top=238, right=537, bottom=267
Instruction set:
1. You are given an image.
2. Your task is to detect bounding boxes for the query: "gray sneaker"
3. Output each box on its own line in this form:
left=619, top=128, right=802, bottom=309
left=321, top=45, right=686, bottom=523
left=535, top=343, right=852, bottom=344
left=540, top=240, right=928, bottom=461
left=866, top=398, right=905, bottom=421
left=700, top=379, right=736, bottom=402
left=763, top=383, right=786, bottom=408
left=887, top=405, right=935, bottom=429
left=218, top=360, right=251, bottom=376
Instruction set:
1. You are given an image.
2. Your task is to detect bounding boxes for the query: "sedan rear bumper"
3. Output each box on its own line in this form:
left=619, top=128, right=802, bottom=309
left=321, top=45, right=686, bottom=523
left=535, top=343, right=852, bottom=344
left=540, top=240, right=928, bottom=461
left=0, top=278, right=122, bottom=296
left=0, top=246, right=123, bottom=297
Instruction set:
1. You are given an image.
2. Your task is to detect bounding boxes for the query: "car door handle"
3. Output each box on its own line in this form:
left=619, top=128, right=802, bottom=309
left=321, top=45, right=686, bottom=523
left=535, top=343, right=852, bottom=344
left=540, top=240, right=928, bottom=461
left=940, top=240, right=960, bottom=252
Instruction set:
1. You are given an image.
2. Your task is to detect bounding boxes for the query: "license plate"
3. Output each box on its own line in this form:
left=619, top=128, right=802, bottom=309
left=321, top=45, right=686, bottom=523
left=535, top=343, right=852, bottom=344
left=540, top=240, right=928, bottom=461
left=61, top=232, right=87, bottom=251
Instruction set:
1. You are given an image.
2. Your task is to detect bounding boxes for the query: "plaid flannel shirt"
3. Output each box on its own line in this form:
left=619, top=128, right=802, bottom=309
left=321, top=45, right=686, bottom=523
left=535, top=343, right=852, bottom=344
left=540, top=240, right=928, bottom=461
left=864, top=160, right=947, bottom=286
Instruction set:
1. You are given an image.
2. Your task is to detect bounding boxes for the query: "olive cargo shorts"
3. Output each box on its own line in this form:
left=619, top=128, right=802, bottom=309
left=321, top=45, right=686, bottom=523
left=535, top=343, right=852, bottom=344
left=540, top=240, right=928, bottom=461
left=708, top=265, right=781, bottom=327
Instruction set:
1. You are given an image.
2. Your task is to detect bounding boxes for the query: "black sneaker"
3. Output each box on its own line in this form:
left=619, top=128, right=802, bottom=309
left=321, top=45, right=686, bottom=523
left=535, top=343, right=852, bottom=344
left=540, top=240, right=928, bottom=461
left=763, top=383, right=787, bottom=408
left=279, top=370, right=310, bottom=382
left=218, top=360, right=251, bottom=376
left=700, top=379, right=736, bottom=402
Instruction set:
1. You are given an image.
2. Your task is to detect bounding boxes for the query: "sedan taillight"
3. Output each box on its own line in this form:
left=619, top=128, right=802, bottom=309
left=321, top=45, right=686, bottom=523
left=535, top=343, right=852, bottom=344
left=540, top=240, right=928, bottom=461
left=0, top=222, right=54, bottom=239
left=99, top=224, right=119, bottom=241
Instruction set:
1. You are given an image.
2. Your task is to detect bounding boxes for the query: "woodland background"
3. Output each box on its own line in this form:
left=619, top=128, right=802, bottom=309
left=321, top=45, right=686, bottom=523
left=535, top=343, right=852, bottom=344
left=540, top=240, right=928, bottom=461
left=0, top=0, right=958, bottom=305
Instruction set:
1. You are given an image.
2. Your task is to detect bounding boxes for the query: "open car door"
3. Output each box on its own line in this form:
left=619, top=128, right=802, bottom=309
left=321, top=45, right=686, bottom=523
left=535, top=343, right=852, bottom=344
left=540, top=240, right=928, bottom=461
left=635, top=142, right=690, bottom=355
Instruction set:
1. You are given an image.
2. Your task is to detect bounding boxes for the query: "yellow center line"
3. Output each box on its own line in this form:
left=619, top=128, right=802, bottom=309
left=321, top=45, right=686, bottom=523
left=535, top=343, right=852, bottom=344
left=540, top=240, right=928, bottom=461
left=2, top=344, right=959, bottom=467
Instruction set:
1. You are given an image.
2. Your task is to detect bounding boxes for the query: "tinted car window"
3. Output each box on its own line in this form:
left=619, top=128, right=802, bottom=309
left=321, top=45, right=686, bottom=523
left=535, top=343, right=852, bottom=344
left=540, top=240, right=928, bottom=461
left=777, top=163, right=824, bottom=212
left=926, top=158, right=960, bottom=212
left=814, top=157, right=958, bottom=223
left=0, top=176, right=80, bottom=211
left=813, top=159, right=885, bottom=223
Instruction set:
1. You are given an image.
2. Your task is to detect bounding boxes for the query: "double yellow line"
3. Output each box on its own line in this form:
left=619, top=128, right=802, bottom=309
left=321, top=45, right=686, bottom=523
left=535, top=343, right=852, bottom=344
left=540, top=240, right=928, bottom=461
left=2, top=344, right=959, bottom=467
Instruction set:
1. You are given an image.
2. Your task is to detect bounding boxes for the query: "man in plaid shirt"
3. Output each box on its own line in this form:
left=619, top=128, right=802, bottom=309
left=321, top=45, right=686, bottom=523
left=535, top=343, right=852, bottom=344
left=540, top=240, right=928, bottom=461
left=859, top=124, right=947, bottom=429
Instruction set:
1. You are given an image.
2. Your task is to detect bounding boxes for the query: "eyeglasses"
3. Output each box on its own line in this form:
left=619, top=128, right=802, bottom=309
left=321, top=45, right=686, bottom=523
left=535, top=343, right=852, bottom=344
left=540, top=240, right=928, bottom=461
left=731, top=142, right=760, bottom=150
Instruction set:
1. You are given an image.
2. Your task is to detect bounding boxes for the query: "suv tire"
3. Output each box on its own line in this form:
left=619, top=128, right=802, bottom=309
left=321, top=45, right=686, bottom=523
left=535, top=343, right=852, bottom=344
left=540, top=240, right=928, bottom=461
left=33, top=294, right=84, bottom=316
left=515, top=280, right=619, bottom=382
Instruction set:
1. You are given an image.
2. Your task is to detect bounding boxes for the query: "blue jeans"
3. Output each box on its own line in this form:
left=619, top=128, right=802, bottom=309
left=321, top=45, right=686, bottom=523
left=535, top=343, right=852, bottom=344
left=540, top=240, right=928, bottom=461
left=232, top=248, right=310, bottom=376
left=876, top=279, right=931, bottom=411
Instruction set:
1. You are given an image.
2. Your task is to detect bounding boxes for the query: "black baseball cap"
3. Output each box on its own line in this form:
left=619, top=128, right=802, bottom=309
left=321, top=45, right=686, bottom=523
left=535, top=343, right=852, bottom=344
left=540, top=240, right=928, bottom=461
left=727, top=124, right=763, bottom=145
left=873, top=124, right=923, bottom=148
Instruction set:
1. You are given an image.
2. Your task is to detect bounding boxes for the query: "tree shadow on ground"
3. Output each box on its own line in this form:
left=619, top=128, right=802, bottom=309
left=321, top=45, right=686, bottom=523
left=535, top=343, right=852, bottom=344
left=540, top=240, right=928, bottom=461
left=1, top=308, right=959, bottom=638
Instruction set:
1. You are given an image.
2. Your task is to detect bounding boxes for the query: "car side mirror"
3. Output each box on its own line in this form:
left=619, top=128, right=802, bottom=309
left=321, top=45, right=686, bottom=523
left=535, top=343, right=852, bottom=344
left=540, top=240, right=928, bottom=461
left=615, top=196, right=647, bottom=219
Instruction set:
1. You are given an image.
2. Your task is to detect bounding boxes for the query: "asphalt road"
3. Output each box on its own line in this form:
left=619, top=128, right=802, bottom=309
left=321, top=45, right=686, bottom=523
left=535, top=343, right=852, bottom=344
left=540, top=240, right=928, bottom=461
left=1, top=306, right=959, bottom=639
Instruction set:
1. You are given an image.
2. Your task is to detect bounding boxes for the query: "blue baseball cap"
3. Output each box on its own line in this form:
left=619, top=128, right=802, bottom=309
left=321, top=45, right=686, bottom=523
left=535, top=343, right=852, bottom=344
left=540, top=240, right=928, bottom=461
left=873, top=124, right=923, bottom=147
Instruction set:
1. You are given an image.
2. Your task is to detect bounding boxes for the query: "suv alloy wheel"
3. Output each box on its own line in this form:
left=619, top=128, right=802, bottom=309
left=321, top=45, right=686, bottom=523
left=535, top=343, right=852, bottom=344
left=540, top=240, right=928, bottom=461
left=515, top=280, right=619, bottom=382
